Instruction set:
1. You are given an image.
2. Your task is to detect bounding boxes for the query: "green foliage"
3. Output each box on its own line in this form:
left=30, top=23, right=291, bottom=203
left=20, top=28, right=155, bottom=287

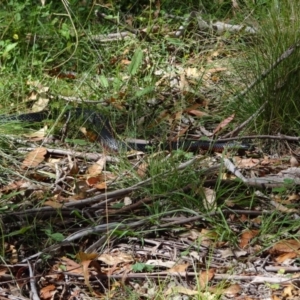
left=233, top=0, right=300, bottom=136
left=132, top=262, right=154, bottom=272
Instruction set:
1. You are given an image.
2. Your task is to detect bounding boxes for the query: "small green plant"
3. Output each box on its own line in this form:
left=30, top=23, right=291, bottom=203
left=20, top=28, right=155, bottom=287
left=132, top=262, right=154, bottom=272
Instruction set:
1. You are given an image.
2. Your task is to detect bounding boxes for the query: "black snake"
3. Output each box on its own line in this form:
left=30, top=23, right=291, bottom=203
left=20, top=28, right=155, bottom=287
left=0, top=108, right=252, bottom=153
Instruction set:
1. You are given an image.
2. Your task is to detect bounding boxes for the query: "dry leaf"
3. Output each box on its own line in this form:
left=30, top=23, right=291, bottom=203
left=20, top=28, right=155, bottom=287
left=165, top=286, right=198, bottom=296
left=88, top=157, right=106, bottom=176
left=43, top=201, right=63, bottom=209
left=275, top=252, right=297, bottom=264
left=198, top=268, right=215, bottom=290
left=213, top=114, right=235, bottom=135
left=203, top=187, right=216, bottom=210
left=185, top=67, right=203, bottom=79
left=32, top=97, right=49, bottom=112
left=98, top=252, right=133, bottom=266
left=270, top=239, right=300, bottom=254
left=239, top=229, right=259, bottom=249
left=224, top=284, right=242, bottom=296
left=81, top=263, right=92, bottom=292
left=76, top=251, right=99, bottom=262
left=94, top=181, right=107, bottom=190
left=188, top=109, right=209, bottom=117
left=207, top=67, right=227, bottom=73
left=283, top=284, right=295, bottom=298
left=146, top=259, right=175, bottom=268
left=235, top=157, right=260, bottom=168
left=24, top=126, right=48, bottom=139
left=59, top=257, right=82, bottom=274
left=168, top=263, right=189, bottom=275
left=137, top=162, right=148, bottom=178
left=22, top=147, right=47, bottom=169
left=124, top=196, right=132, bottom=206
left=40, top=284, right=56, bottom=300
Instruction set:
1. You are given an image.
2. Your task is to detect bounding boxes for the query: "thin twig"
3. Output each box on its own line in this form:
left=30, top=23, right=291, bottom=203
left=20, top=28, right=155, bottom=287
left=215, top=134, right=300, bottom=143
left=26, top=259, right=40, bottom=300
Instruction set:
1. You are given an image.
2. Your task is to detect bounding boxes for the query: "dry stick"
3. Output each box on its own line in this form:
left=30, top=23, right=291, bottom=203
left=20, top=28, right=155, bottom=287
left=1, top=266, right=296, bottom=287
left=19, top=147, right=119, bottom=163
left=216, top=134, right=300, bottom=142
left=96, top=12, right=151, bottom=41
left=223, top=41, right=300, bottom=138
left=26, top=259, right=40, bottom=300
left=57, top=271, right=291, bottom=284
left=22, top=219, right=147, bottom=262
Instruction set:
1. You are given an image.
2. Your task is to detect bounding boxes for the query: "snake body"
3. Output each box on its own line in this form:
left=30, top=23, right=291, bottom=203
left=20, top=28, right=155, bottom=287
left=0, top=108, right=252, bottom=153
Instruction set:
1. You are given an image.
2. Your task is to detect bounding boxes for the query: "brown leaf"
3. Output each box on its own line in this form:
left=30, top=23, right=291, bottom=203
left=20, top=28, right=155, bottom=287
left=235, top=157, right=260, bottom=168
left=137, top=162, right=148, bottom=178
left=165, top=286, right=198, bottom=296
left=60, top=257, right=81, bottom=274
left=97, top=252, right=133, bottom=266
left=88, top=157, right=106, bottom=176
left=168, top=263, right=189, bottom=275
left=270, top=239, right=300, bottom=254
left=43, top=201, right=63, bottom=209
left=94, top=181, right=107, bottom=190
left=224, top=283, right=242, bottom=296
left=40, top=284, right=56, bottom=300
left=275, top=252, right=298, bottom=263
left=187, top=109, right=209, bottom=117
left=0, top=180, right=27, bottom=192
left=198, top=268, right=215, bottom=290
left=213, top=114, right=235, bottom=135
left=81, top=260, right=93, bottom=289
left=239, top=229, right=259, bottom=249
left=22, top=147, right=47, bottom=169
left=76, top=251, right=99, bottom=262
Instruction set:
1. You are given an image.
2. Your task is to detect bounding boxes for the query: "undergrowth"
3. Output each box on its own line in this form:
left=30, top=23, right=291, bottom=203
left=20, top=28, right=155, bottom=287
left=1, top=0, right=300, bottom=299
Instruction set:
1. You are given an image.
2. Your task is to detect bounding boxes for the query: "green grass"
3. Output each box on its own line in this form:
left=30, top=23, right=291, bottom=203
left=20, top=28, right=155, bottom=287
left=229, top=0, right=300, bottom=136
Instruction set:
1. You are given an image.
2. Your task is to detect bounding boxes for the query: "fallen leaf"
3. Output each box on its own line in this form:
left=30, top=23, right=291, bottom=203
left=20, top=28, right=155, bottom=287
left=146, top=259, right=175, bottom=268
left=44, top=201, right=63, bottom=209
left=165, top=286, right=198, bottom=296
left=32, top=96, right=49, bottom=112
left=224, top=283, right=242, bottom=296
left=270, top=239, right=300, bottom=254
left=40, top=284, right=56, bottom=300
left=203, top=187, right=216, bottom=210
left=213, top=114, right=235, bottom=135
left=167, top=263, right=189, bottom=275
left=137, top=162, right=148, bottom=178
left=235, top=157, right=260, bottom=168
left=275, top=252, right=297, bottom=264
left=22, top=147, right=47, bottom=169
left=98, top=252, right=133, bottom=266
left=198, top=268, right=215, bottom=290
left=76, top=251, right=99, bottom=262
left=88, top=157, right=106, bottom=176
left=187, top=109, right=209, bottom=117
left=24, top=126, right=48, bottom=139
left=94, top=181, right=107, bottom=190
left=124, top=196, right=132, bottom=206
left=239, top=229, right=259, bottom=249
